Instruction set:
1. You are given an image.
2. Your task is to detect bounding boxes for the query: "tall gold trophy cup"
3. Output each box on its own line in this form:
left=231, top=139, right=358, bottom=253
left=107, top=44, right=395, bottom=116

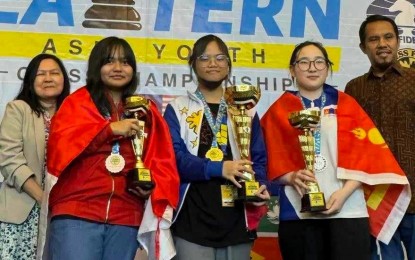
left=224, top=85, right=263, bottom=202
left=288, top=110, right=326, bottom=212
left=125, top=95, right=155, bottom=191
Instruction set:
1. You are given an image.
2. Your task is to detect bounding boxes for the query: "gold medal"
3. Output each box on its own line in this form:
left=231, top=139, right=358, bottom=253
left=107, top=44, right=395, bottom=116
left=205, top=147, right=224, bottom=161
left=105, top=153, right=125, bottom=174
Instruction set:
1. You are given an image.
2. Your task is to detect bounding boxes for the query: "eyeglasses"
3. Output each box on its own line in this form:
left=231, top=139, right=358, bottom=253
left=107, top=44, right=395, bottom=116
left=196, top=54, right=229, bottom=67
left=294, top=58, right=328, bottom=71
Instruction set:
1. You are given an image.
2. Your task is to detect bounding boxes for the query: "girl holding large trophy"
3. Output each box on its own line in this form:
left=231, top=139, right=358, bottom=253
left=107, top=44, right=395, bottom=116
left=261, top=41, right=410, bottom=260
left=45, top=37, right=179, bottom=259
left=164, top=34, right=270, bottom=260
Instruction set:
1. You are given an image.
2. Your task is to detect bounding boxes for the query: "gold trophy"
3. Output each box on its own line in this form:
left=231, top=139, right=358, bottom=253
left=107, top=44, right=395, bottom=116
left=224, top=85, right=262, bottom=202
left=124, top=95, right=155, bottom=191
left=288, top=110, right=326, bottom=212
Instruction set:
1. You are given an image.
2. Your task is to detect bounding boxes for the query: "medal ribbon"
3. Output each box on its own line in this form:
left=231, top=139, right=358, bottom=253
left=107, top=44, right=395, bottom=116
left=219, top=115, right=228, bottom=155
left=104, top=109, right=126, bottom=174
left=112, top=141, right=120, bottom=155
left=104, top=111, right=123, bottom=156
left=195, top=90, right=227, bottom=151
left=298, top=92, right=326, bottom=155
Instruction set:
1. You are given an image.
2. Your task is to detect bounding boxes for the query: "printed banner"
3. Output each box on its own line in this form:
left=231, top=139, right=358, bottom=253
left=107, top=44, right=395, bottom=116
left=0, top=1, right=415, bottom=257
left=1, top=0, right=414, bottom=119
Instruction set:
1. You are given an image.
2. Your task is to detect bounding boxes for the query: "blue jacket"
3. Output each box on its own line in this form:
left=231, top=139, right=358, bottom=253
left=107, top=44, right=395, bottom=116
left=163, top=90, right=268, bottom=226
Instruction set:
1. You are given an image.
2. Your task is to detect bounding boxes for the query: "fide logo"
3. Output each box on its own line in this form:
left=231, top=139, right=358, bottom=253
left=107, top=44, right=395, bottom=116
left=83, top=0, right=142, bottom=30
left=397, top=48, right=415, bottom=68
left=366, top=0, right=415, bottom=41
left=366, top=0, right=415, bottom=68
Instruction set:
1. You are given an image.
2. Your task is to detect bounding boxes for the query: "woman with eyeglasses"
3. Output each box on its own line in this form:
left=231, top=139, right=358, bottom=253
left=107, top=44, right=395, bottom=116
left=261, top=41, right=410, bottom=260
left=163, top=34, right=270, bottom=260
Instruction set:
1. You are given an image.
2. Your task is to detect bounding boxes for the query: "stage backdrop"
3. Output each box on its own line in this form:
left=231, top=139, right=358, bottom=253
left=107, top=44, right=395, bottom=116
left=1, top=1, right=415, bottom=259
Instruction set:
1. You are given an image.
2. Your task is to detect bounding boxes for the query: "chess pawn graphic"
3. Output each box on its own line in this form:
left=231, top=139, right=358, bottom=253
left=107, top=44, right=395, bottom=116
left=83, top=0, right=142, bottom=30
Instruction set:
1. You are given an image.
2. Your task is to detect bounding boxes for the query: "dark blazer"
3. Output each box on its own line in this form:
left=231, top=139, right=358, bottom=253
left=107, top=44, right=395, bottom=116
left=0, top=100, right=45, bottom=224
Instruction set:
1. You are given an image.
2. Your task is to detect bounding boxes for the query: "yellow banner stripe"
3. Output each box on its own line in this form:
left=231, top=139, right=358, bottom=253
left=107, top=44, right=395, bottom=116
left=366, top=184, right=389, bottom=210
left=0, top=31, right=341, bottom=70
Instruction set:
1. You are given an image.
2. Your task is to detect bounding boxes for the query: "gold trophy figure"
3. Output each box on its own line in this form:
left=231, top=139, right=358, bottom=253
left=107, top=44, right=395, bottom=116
left=224, top=85, right=262, bottom=202
left=124, top=95, right=154, bottom=191
left=288, top=110, right=326, bottom=212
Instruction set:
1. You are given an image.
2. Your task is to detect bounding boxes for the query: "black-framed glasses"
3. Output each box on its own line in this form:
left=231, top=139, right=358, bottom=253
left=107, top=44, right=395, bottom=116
left=196, top=54, right=229, bottom=67
left=294, top=58, right=328, bottom=71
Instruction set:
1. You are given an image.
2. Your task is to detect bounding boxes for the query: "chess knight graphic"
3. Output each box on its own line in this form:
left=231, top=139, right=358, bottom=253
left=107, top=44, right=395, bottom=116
left=367, top=0, right=415, bottom=68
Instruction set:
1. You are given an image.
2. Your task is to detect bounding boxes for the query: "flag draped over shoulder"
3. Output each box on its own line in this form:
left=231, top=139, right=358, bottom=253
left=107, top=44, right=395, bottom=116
left=336, top=91, right=409, bottom=244
left=261, top=90, right=410, bottom=244
left=46, top=88, right=109, bottom=177
left=260, top=92, right=304, bottom=179
left=38, top=87, right=109, bottom=260
left=37, top=87, right=179, bottom=260
left=138, top=94, right=180, bottom=260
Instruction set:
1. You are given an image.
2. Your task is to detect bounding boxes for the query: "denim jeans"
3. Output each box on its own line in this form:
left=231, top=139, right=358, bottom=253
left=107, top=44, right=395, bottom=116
left=371, top=214, right=415, bottom=260
left=49, top=217, right=139, bottom=260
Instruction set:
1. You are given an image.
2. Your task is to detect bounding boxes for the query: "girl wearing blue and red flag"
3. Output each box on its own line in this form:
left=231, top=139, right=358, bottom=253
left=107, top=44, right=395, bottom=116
left=261, top=41, right=410, bottom=260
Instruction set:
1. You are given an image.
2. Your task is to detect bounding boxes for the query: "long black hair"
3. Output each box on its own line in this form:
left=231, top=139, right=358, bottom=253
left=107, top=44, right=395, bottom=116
left=15, top=53, right=71, bottom=117
left=86, top=36, right=138, bottom=117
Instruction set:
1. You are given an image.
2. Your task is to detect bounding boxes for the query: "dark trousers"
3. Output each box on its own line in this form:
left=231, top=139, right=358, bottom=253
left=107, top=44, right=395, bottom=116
left=278, top=218, right=370, bottom=260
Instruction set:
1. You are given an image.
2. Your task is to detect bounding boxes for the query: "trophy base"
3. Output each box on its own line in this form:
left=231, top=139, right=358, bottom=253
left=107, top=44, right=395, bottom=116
left=300, top=192, right=327, bottom=213
left=128, top=180, right=155, bottom=191
left=127, top=168, right=155, bottom=191
left=235, top=181, right=264, bottom=202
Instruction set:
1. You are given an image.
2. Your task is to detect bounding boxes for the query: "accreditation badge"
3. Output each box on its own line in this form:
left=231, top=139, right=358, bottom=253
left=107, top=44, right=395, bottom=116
left=221, top=185, right=237, bottom=207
